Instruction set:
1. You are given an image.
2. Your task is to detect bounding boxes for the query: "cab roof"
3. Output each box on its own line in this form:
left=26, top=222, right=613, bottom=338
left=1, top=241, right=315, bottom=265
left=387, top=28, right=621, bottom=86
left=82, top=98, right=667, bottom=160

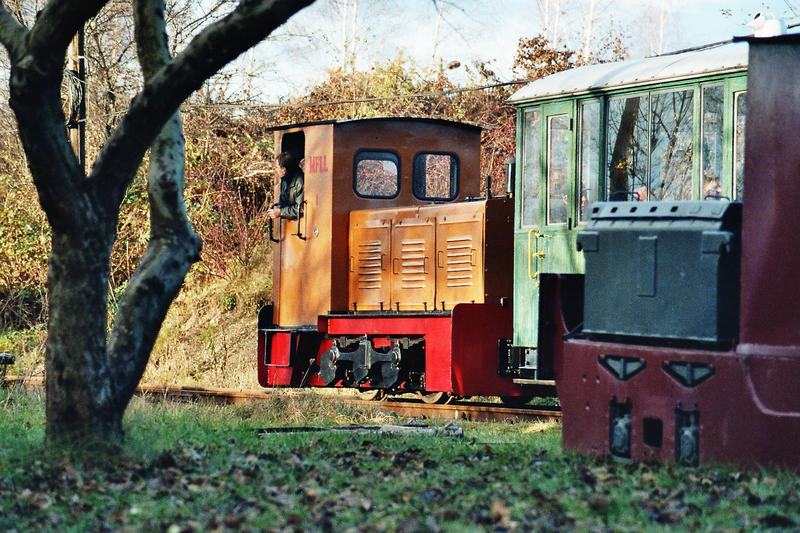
left=269, top=116, right=482, bottom=133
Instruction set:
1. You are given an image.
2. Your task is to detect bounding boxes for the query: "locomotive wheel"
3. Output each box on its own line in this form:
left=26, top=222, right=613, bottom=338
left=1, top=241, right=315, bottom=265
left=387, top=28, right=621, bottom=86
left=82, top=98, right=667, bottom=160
left=417, top=391, right=452, bottom=404
left=358, top=389, right=386, bottom=401
left=500, top=395, right=533, bottom=407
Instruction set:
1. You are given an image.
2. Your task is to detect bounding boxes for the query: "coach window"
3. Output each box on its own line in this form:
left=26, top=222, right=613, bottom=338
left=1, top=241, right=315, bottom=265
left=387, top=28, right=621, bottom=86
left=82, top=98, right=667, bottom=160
left=733, top=90, right=746, bottom=200
left=412, top=152, right=458, bottom=201
left=520, top=108, right=541, bottom=227
left=607, top=88, right=694, bottom=201
left=649, top=88, right=694, bottom=200
left=579, top=100, right=600, bottom=223
left=546, top=114, right=570, bottom=225
left=701, top=84, right=724, bottom=196
left=607, top=94, right=648, bottom=200
left=354, top=150, right=400, bottom=198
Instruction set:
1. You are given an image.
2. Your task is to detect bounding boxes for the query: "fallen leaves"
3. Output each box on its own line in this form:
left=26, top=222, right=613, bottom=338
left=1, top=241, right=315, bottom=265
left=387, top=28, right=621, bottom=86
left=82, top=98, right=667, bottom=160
left=19, top=489, right=52, bottom=510
left=2, top=417, right=799, bottom=532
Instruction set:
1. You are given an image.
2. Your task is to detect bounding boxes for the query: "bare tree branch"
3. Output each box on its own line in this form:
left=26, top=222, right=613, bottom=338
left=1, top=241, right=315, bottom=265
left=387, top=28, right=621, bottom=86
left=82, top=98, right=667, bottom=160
left=106, top=0, right=201, bottom=410
left=90, top=0, right=315, bottom=214
left=26, top=0, right=108, bottom=73
left=0, top=3, right=27, bottom=61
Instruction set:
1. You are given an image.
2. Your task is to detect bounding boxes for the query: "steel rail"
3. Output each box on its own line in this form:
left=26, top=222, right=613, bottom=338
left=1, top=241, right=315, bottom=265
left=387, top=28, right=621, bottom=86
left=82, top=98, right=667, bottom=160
left=2, top=377, right=561, bottom=423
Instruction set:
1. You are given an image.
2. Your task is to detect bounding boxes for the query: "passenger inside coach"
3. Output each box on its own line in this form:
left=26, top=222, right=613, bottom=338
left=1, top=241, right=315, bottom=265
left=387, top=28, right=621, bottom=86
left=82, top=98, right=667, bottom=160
left=703, top=178, right=723, bottom=199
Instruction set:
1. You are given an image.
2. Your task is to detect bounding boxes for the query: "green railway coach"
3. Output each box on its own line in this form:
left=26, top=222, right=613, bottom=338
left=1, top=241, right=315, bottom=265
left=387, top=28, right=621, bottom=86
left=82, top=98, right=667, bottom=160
left=501, top=42, right=748, bottom=385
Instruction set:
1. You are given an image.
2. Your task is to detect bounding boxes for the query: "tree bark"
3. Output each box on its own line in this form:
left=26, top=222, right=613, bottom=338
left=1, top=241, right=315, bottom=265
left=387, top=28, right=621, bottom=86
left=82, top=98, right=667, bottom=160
left=46, top=225, right=120, bottom=442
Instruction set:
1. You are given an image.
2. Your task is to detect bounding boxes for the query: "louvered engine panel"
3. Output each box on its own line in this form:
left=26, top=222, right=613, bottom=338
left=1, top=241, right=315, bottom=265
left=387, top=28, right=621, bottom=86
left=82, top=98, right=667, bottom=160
left=347, top=199, right=511, bottom=313
left=391, top=216, right=435, bottom=311
left=435, top=206, right=483, bottom=309
left=348, top=212, right=390, bottom=310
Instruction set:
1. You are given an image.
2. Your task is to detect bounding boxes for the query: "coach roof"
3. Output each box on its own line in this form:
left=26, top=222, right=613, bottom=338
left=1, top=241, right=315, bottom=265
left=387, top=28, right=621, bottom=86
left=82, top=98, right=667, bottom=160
left=509, top=41, right=748, bottom=105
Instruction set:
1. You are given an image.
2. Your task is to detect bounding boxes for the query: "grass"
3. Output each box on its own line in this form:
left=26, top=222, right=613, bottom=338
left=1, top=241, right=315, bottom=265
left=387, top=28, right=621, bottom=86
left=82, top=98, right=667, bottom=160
left=143, top=249, right=272, bottom=390
left=2, top=387, right=799, bottom=532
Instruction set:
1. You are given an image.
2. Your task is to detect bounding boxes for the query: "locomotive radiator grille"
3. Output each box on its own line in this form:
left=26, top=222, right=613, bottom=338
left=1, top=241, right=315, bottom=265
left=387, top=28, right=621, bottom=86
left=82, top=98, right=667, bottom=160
left=357, top=240, right=384, bottom=290
left=400, top=239, right=427, bottom=288
left=445, top=235, right=475, bottom=287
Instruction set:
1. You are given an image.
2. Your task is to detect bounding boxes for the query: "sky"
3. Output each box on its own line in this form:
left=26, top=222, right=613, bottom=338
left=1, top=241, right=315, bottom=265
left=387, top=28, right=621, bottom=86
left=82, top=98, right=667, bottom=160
left=235, top=0, right=796, bottom=102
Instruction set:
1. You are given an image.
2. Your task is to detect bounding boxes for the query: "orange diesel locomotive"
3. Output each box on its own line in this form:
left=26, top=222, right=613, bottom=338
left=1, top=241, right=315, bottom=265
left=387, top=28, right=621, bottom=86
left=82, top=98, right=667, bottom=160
left=257, top=118, right=533, bottom=403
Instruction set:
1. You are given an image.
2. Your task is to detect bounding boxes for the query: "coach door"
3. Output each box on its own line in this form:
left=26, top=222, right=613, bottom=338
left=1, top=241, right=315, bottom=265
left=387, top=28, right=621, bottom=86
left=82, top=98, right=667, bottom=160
left=514, top=102, right=576, bottom=360
left=538, top=101, right=579, bottom=277
left=513, top=106, right=542, bottom=350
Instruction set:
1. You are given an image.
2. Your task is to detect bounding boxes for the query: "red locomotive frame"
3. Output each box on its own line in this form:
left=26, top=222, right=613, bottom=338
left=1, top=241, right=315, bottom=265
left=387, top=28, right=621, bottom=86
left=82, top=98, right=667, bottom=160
left=258, top=302, right=524, bottom=398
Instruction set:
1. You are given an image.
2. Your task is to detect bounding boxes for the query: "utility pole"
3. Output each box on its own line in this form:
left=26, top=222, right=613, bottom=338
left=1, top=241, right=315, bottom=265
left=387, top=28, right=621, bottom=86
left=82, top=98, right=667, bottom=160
left=67, top=27, right=86, bottom=172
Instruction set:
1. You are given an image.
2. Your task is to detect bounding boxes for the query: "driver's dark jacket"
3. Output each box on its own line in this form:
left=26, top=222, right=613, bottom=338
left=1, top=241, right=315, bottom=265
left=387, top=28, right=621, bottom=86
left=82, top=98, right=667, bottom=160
left=277, top=169, right=304, bottom=220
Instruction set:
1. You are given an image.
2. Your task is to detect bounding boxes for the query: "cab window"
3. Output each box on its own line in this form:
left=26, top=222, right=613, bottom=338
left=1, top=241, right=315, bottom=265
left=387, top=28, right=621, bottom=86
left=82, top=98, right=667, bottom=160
left=413, top=152, right=458, bottom=201
left=354, top=150, right=400, bottom=198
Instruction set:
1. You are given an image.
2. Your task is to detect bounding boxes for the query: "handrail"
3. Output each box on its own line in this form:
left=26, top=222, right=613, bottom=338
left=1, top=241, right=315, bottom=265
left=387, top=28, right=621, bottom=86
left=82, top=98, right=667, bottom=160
left=527, top=228, right=541, bottom=280
left=291, top=200, right=307, bottom=240
left=268, top=203, right=280, bottom=243
left=270, top=201, right=308, bottom=242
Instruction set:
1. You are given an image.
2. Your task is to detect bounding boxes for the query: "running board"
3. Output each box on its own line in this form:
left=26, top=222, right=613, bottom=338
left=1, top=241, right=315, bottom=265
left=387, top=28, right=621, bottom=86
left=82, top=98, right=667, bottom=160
left=513, top=379, right=556, bottom=386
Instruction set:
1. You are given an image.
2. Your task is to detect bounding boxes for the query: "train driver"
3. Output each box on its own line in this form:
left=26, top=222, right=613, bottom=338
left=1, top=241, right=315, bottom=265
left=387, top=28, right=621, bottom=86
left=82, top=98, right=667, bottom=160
left=268, top=151, right=304, bottom=220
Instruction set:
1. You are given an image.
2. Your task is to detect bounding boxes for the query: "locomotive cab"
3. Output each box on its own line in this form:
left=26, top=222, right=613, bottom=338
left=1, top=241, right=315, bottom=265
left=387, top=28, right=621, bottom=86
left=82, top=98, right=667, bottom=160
left=258, top=118, right=529, bottom=402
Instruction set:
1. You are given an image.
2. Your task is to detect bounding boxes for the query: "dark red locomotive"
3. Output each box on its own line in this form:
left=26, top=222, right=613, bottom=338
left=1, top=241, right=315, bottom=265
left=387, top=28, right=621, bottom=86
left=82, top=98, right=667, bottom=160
left=557, top=35, right=800, bottom=470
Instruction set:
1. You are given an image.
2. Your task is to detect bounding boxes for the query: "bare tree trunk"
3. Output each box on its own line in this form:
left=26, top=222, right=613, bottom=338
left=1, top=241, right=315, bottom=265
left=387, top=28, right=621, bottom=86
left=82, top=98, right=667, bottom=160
left=0, top=0, right=314, bottom=447
left=45, top=226, right=120, bottom=443
left=581, top=0, right=596, bottom=64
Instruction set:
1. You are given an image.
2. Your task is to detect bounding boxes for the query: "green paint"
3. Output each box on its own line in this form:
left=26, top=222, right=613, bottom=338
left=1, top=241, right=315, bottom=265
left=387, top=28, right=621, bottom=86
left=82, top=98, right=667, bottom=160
left=511, top=71, right=747, bottom=370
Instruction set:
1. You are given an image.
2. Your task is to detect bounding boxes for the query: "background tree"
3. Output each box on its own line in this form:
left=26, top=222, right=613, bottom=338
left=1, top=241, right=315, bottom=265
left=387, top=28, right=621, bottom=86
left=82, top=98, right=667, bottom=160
left=0, top=0, right=313, bottom=445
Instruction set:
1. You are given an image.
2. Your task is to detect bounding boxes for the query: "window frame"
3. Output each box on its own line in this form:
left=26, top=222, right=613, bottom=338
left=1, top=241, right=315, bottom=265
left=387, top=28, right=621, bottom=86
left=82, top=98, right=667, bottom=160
left=729, top=76, right=748, bottom=200
left=353, top=149, right=402, bottom=199
left=518, top=106, right=542, bottom=229
left=578, top=98, right=603, bottom=224
left=601, top=74, right=746, bottom=202
left=411, top=151, right=460, bottom=202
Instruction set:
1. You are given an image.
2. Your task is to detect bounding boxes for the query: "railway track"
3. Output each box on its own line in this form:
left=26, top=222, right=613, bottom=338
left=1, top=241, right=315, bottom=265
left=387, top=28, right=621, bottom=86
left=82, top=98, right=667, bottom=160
left=137, top=384, right=561, bottom=423
left=3, top=377, right=561, bottom=423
